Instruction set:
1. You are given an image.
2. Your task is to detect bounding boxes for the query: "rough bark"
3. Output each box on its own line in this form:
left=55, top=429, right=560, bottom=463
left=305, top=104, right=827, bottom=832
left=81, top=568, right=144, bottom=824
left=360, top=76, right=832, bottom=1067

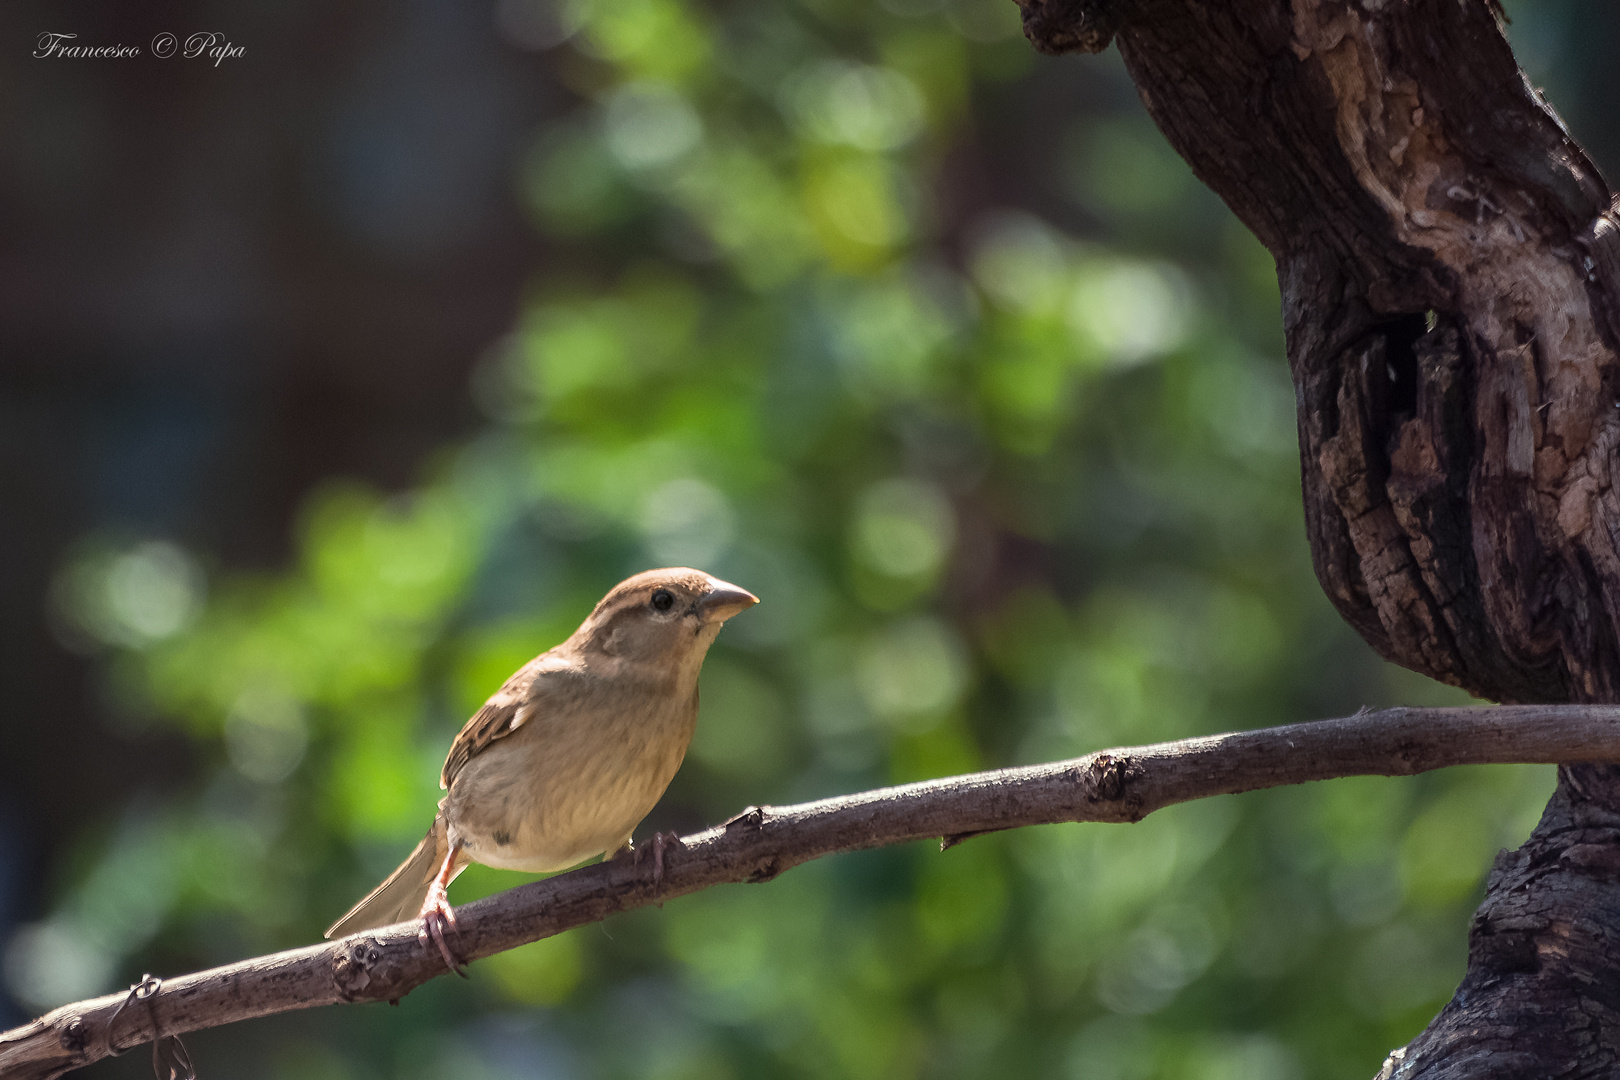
left=1013, top=0, right=1620, bottom=1074
left=4, top=705, right=1616, bottom=1080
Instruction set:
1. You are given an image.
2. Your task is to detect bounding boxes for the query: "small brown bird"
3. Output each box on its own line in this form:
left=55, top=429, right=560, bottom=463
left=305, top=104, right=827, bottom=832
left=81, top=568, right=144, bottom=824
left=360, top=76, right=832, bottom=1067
left=325, top=567, right=758, bottom=968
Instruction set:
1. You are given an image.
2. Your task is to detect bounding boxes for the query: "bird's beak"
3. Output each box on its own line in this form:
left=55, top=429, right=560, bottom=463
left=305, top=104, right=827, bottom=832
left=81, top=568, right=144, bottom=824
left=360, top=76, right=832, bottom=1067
left=698, top=577, right=759, bottom=623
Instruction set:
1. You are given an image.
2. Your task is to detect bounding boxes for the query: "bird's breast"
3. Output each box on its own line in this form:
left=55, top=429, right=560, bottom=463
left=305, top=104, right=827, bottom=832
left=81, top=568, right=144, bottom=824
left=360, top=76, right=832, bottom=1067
left=443, top=673, right=698, bottom=872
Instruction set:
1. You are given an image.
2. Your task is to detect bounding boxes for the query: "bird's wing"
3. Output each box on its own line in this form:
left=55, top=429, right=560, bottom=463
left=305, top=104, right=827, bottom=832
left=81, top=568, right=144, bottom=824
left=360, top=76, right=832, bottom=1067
left=440, top=654, right=558, bottom=790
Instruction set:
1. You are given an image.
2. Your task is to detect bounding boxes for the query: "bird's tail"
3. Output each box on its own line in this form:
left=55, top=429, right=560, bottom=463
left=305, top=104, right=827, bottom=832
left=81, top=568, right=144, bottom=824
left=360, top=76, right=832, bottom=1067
left=325, top=817, right=458, bottom=939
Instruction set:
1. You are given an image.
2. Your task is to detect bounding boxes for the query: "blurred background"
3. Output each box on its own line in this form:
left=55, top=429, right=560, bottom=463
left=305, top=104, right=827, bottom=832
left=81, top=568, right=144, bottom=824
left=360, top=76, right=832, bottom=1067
left=3, top=1, right=1616, bottom=1077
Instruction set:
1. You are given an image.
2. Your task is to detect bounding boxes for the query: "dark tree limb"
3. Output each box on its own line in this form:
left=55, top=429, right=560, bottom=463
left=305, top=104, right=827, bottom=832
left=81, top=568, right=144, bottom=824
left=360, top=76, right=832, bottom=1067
left=1019, top=0, right=1616, bottom=702
left=1012, top=0, right=1620, bottom=1075
left=2, top=705, right=1615, bottom=1080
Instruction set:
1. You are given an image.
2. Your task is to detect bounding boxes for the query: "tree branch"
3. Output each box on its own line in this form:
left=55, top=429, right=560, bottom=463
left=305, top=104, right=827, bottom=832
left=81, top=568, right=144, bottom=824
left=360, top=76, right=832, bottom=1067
left=5, top=704, right=1618, bottom=1079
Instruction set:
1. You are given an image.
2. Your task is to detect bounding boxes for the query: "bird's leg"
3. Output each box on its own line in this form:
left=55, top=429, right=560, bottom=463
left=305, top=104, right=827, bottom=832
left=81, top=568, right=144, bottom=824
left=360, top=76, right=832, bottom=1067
left=648, top=831, right=685, bottom=900
left=607, top=832, right=684, bottom=899
left=418, top=840, right=466, bottom=977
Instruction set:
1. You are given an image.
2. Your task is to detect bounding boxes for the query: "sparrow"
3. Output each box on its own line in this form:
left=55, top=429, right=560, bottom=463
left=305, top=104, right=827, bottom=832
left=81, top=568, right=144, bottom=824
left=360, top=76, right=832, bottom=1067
left=324, top=567, right=759, bottom=970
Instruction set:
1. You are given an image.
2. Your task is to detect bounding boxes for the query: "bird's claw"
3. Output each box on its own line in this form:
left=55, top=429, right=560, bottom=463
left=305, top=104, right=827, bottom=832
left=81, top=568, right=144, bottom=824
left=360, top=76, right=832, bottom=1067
left=647, top=831, right=684, bottom=899
left=615, top=832, right=684, bottom=901
left=417, top=881, right=466, bottom=977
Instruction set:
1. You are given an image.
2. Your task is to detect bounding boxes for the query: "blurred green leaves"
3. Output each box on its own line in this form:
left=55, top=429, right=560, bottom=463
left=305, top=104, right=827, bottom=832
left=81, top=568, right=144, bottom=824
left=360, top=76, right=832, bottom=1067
left=17, top=0, right=1564, bottom=1077
left=49, top=539, right=206, bottom=652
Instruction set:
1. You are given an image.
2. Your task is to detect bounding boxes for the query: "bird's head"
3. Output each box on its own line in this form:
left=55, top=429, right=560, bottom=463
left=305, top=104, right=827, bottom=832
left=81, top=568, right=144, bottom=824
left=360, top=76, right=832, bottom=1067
left=573, top=568, right=758, bottom=674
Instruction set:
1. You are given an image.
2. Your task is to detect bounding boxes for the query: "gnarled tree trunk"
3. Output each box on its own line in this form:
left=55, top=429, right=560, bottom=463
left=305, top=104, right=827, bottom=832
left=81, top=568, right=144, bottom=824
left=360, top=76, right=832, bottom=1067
left=1015, top=0, right=1620, bottom=1074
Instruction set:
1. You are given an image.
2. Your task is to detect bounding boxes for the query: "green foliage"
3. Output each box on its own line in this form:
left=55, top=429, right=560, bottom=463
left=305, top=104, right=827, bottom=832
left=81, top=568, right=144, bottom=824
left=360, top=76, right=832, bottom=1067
left=26, top=1, right=1563, bottom=1077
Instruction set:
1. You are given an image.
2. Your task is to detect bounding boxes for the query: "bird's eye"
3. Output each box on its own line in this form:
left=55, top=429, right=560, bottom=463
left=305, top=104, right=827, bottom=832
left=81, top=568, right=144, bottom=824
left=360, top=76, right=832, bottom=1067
left=650, top=588, right=675, bottom=612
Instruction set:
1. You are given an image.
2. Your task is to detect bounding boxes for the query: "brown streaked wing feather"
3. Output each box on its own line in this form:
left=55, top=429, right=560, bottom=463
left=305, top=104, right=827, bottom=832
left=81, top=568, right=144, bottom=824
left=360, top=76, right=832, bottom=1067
left=440, top=657, right=546, bottom=790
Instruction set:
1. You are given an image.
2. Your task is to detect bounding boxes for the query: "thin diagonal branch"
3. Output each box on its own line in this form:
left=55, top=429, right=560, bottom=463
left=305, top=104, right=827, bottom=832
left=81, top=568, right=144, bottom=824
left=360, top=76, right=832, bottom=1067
left=5, top=704, right=1618, bottom=1079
